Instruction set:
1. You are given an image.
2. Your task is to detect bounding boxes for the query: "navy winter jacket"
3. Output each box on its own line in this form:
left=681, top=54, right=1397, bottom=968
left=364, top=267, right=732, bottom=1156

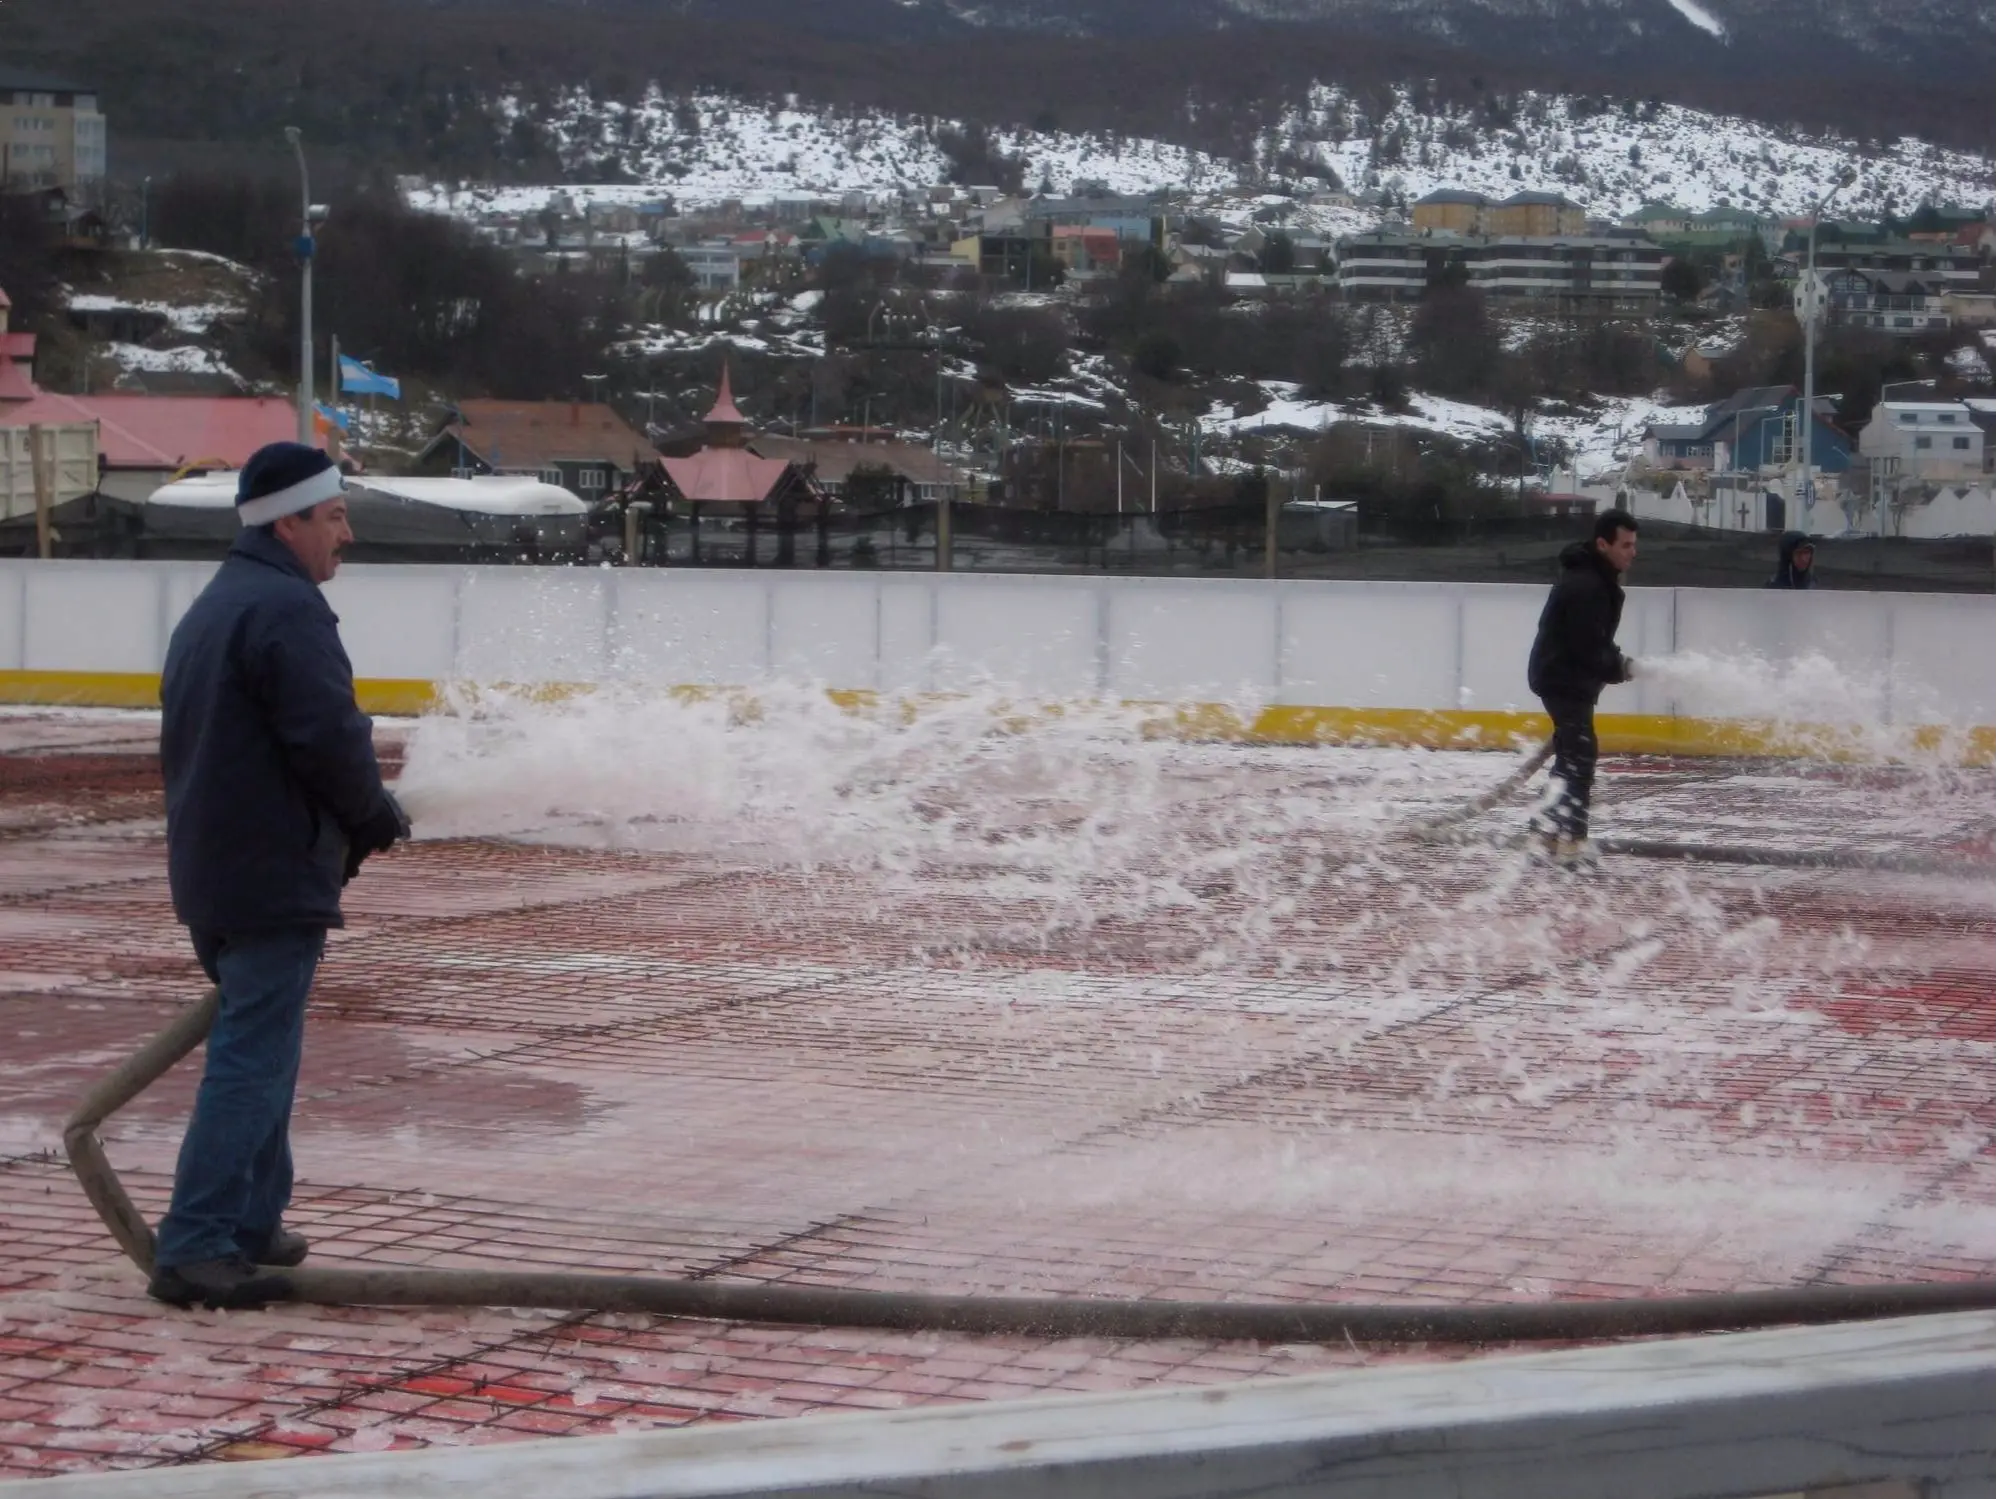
left=1527, top=541, right=1631, bottom=705
left=160, top=527, right=394, bottom=934
left=1765, top=530, right=1816, bottom=590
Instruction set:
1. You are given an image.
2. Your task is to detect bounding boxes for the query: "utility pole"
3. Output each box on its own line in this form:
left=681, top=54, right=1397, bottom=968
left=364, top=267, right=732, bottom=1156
left=1055, top=403, right=1065, bottom=510
left=284, top=127, right=316, bottom=446
left=327, top=333, right=342, bottom=465
left=1801, top=168, right=1856, bottom=531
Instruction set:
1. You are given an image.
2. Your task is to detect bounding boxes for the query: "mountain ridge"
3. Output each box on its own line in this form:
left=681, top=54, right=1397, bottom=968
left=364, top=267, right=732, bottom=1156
left=4, top=0, right=1989, bottom=188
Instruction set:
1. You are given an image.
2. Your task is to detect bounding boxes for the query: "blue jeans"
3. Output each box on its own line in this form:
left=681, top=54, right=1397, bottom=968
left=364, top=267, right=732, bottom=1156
left=154, top=928, right=325, bottom=1269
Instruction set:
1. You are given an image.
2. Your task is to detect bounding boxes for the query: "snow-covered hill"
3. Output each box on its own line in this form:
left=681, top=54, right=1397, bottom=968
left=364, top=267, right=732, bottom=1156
left=1265, top=85, right=1990, bottom=220
left=417, top=85, right=1990, bottom=221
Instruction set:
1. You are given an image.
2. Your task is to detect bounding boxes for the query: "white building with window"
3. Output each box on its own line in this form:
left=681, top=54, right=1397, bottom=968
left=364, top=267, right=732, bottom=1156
left=1858, top=398, right=1988, bottom=481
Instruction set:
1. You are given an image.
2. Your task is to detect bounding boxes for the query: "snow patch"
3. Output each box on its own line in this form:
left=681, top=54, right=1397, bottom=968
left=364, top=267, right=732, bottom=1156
left=1664, top=0, right=1728, bottom=41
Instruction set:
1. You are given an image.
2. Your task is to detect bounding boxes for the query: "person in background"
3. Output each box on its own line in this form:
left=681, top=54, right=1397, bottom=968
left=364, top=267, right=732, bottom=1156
left=1525, top=509, right=1639, bottom=870
left=149, top=442, right=409, bottom=1311
left=1767, top=531, right=1816, bottom=590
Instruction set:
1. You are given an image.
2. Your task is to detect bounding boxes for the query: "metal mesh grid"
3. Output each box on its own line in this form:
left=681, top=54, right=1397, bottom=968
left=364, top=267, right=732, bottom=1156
left=0, top=710, right=1989, bottom=1478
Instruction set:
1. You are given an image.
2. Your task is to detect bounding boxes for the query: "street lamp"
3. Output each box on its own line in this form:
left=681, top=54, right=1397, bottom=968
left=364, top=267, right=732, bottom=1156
left=1800, top=167, right=1857, bottom=528
left=928, top=324, right=945, bottom=453
left=283, top=126, right=319, bottom=446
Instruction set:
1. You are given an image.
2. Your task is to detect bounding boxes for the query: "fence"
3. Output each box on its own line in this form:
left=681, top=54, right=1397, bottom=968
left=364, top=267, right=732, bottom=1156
left=1, top=559, right=1991, bottom=756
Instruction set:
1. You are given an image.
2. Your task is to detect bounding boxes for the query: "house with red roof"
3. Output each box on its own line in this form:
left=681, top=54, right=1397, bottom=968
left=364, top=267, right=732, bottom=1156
left=416, top=399, right=655, bottom=500
left=651, top=367, right=821, bottom=565
left=0, top=283, right=297, bottom=506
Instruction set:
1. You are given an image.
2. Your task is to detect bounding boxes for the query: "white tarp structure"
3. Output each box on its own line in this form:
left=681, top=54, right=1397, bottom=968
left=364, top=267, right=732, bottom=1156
left=137, top=472, right=591, bottom=553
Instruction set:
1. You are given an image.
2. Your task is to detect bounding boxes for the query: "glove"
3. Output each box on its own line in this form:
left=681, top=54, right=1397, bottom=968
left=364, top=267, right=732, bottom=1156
left=342, top=791, right=412, bottom=884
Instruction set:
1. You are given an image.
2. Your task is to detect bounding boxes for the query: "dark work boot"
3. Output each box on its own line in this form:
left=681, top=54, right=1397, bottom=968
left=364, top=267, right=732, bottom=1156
left=241, top=1226, right=310, bottom=1268
left=147, top=1255, right=293, bottom=1311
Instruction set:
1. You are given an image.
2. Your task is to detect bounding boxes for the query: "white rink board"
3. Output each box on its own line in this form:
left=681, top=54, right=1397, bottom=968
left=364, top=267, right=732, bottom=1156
left=1, top=560, right=1991, bottom=729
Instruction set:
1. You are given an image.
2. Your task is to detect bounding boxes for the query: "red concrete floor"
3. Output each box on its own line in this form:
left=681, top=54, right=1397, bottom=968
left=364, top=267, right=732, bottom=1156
left=0, top=708, right=1989, bottom=1478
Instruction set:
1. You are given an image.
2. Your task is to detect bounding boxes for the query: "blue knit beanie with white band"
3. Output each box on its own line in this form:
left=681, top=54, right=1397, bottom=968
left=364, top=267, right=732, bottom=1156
left=236, top=442, right=344, bottom=527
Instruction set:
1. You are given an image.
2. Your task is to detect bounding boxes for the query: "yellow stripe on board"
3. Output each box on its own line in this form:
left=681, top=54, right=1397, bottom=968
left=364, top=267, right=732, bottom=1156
left=2, top=670, right=1989, bottom=765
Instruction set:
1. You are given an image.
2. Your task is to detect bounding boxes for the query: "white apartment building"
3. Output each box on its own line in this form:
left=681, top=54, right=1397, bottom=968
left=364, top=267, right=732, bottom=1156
left=0, top=68, right=105, bottom=203
left=1859, top=398, right=1989, bottom=481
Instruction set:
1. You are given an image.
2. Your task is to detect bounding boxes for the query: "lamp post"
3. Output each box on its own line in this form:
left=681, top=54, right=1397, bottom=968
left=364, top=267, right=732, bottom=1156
left=1800, top=168, right=1856, bottom=528
left=928, top=324, right=945, bottom=453
left=284, top=126, right=315, bottom=446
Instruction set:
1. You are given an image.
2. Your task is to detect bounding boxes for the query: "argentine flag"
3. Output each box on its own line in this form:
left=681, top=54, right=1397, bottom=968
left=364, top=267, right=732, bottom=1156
left=338, top=354, right=401, bottom=400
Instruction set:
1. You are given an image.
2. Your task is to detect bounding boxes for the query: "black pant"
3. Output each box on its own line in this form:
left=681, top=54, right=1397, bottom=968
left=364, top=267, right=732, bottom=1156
left=1539, top=695, right=1598, bottom=840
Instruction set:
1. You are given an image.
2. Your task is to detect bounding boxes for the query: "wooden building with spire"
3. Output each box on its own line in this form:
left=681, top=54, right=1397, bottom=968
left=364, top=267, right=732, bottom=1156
left=655, top=365, right=823, bottom=565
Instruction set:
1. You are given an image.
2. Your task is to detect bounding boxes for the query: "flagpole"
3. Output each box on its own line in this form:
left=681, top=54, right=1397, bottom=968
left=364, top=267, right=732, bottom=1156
left=329, top=334, right=342, bottom=463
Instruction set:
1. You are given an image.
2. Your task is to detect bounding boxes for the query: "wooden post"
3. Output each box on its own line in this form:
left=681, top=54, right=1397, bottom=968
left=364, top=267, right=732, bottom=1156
left=1264, top=472, right=1279, bottom=580
left=29, top=424, right=52, bottom=560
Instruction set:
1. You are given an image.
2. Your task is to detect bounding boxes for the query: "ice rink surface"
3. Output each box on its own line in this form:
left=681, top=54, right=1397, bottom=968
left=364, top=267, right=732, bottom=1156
left=0, top=703, right=1989, bottom=1478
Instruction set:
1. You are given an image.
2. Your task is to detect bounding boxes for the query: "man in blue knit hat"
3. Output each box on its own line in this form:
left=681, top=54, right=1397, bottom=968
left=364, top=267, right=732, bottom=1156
left=149, top=441, right=410, bottom=1310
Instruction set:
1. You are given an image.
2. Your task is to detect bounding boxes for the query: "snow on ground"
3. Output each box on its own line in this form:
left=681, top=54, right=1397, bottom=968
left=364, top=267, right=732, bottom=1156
left=1535, top=396, right=1707, bottom=481
left=616, top=321, right=823, bottom=360
left=1201, top=381, right=1704, bottom=481
left=412, top=89, right=1237, bottom=215
left=1662, top=0, right=1728, bottom=41
left=101, top=343, right=246, bottom=384
left=1270, top=85, right=1992, bottom=221
left=409, top=83, right=1990, bottom=229
left=65, top=294, right=245, bottom=336
left=1947, top=344, right=1993, bottom=381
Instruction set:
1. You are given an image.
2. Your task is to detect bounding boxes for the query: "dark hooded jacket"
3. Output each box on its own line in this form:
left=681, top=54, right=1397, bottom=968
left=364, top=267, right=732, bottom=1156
left=1527, top=540, right=1631, bottom=705
left=160, top=527, right=399, bottom=934
left=1766, top=530, right=1815, bottom=590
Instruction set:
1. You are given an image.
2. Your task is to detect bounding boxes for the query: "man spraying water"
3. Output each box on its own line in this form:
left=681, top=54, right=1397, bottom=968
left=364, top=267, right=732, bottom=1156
left=149, top=442, right=411, bottom=1311
left=1525, top=509, right=1639, bottom=869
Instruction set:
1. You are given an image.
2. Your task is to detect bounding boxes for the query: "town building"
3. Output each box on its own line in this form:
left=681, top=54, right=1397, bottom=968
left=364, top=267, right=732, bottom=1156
left=1330, top=230, right=1434, bottom=299
left=417, top=400, right=655, bottom=498
left=1468, top=234, right=1663, bottom=305
left=1802, top=267, right=1950, bottom=335
left=648, top=368, right=824, bottom=564
left=1021, top=191, right=1162, bottom=246
left=1804, top=237, right=1982, bottom=290
left=1640, top=386, right=1852, bottom=483
left=0, top=283, right=294, bottom=507
left=1050, top=225, right=1122, bottom=276
left=1411, top=189, right=1489, bottom=236
left=655, top=367, right=800, bottom=510
left=1484, top=190, right=1586, bottom=238
left=749, top=431, right=966, bottom=507
left=1332, top=230, right=1663, bottom=307
left=1859, top=392, right=1989, bottom=481
left=0, top=67, right=106, bottom=204
left=1623, top=203, right=1777, bottom=250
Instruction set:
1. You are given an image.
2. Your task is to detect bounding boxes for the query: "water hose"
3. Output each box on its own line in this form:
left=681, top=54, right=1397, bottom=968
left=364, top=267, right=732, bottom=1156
left=65, top=989, right=1995, bottom=1341
left=1411, top=738, right=1555, bottom=833
left=1414, top=740, right=1994, bottom=879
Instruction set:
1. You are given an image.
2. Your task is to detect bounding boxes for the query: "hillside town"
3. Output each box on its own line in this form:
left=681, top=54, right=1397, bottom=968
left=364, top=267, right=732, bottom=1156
left=3, top=65, right=1992, bottom=573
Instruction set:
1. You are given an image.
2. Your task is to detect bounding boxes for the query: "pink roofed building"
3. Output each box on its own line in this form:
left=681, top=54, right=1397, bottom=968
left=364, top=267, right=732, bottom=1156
left=0, top=282, right=297, bottom=502
left=653, top=366, right=822, bottom=566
